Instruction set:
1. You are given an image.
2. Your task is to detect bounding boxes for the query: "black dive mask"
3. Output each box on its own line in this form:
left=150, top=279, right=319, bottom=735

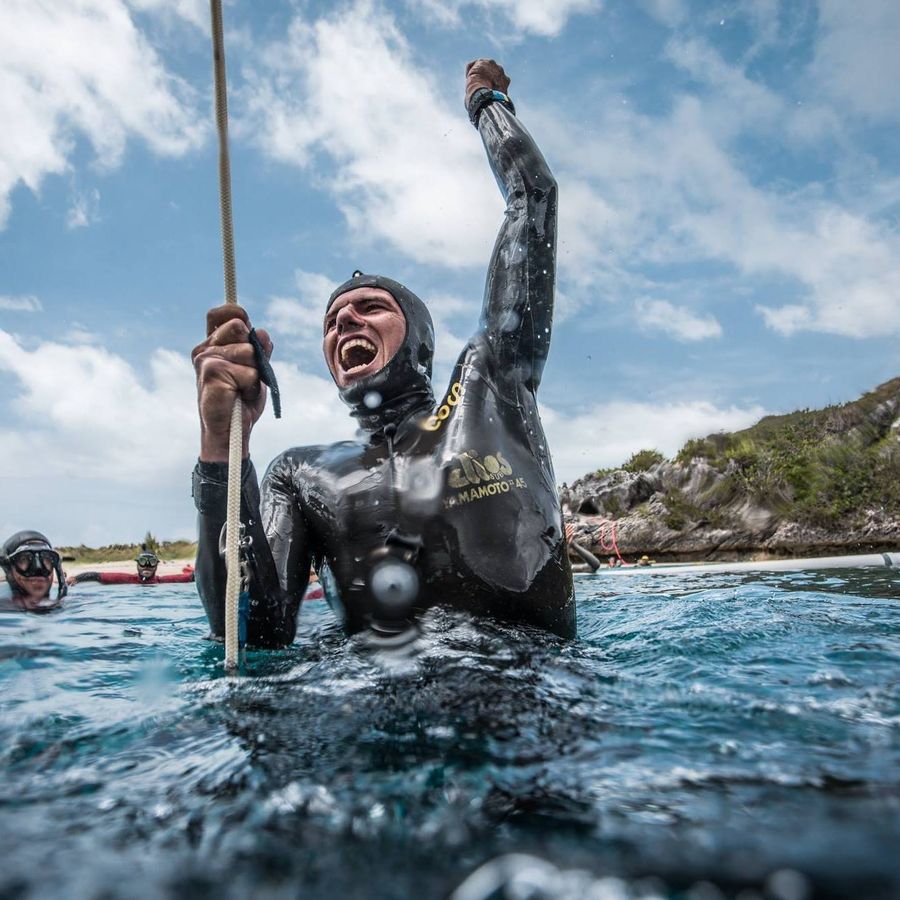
left=326, top=272, right=435, bottom=435
left=11, top=549, right=60, bottom=577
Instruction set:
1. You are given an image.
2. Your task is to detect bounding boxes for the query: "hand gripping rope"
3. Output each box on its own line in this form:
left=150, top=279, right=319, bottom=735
left=208, top=0, right=279, bottom=670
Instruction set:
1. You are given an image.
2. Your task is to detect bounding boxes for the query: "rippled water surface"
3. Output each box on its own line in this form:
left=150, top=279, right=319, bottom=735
left=1, top=568, right=898, bottom=899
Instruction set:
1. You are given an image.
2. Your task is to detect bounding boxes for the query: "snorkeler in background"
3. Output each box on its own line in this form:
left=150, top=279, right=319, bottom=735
left=191, top=59, right=575, bottom=646
left=0, top=530, right=67, bottom=612
left=68, top=547, right=195, bottom=586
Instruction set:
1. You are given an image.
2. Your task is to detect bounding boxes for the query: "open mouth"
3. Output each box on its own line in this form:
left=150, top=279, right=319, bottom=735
left=340, top=338, right=378, bottom=374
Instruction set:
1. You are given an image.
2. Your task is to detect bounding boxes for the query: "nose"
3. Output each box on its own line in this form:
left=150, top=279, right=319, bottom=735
left=335, top=302, right=364, bottom=334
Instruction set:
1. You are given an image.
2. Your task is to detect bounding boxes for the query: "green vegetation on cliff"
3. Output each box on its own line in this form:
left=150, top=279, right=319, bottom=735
left=58, top=539, right=197, bottom=564
left=565, top=379, right=899, bottom=557
left=671, top=378, right=900, bottom=527
left=623, top=448, right=666, bottom=473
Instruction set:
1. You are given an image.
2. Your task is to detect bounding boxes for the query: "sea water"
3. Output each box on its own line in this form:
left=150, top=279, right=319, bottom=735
left=0, top=568, right=897, bottom=899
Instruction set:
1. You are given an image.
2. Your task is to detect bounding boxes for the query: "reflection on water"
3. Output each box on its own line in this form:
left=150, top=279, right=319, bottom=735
left=0, top=569, right=898, bottom=898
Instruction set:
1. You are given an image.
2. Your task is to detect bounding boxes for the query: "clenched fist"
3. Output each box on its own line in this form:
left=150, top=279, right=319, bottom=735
left=465, top=58, right=511, bottom=105
left=192, top=304, right=273, bottom=462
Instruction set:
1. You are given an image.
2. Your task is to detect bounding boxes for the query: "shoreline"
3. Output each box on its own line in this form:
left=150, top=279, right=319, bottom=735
left=1, top=558, right=195, bottom=583
left=565, top=512, right=900, bottom=566
left=63, top=558, right=195, bottom=577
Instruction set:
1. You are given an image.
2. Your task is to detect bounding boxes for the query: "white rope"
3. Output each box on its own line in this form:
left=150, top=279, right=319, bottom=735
left=209, top=0, right=241, bottom=671
left=223, top=400, right=242, bottom=669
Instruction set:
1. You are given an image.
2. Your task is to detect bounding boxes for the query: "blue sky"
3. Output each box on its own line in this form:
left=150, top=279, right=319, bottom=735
left=1, top=0, right=898, bottom=546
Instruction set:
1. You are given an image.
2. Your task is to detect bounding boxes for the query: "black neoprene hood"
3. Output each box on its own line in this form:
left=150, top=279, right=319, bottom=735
left=326, top=272, right=436, bottom=434
left=1, top=529, right=67, bottom=602
left=2, top=530, right=53, bottom=561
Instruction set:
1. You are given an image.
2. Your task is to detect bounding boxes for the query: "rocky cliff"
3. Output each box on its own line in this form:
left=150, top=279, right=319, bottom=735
left=561, top=378, right=900, bottom=562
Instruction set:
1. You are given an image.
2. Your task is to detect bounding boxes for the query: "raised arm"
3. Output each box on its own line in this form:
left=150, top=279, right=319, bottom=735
left=467, top=59, right=558, bottom=392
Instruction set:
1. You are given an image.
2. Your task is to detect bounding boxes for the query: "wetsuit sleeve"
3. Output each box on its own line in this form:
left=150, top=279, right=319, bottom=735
left=158, top=573, right=195, bottom=584
left=73, top=572, right=138, bottom=584
left=570, top=542, right=602, bottom=572
left=73, top=572, right=101, bottom=583
left=99, top=573, right=141, bottom=585
left=193, top=458, right=306, bottom=647
left=476, top=100, right=558, bottom=391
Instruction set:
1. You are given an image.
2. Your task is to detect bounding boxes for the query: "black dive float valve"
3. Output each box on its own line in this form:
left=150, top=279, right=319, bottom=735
left=363, top=529, right=423, bottom=648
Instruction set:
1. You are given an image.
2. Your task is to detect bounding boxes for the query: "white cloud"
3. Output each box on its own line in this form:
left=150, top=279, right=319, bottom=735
left=0, top=328, right=358, bottom=543
left=241, top=1, right=500, bottom=269
left=754, top=303, right=810, bottom=336
left=0, top=328, right=357, bottom=482
left=249, top=2, right=900, bottom=342
left=493, top=0, right=600, bottom=37
left=265, top=269, right=339, bottom=354
left=535, top=36, right=900, bottom=338
left=0, top=295, right=42, bottom=312
left=637, top=0, right=687, bottom=27
left=541, top=398, right=766, bottom=484
left=635, top=297, right=722, bottom=341
left=0, top=330, right=195, bottom=480
left=410, top=0, right=600, bottom=37
left=67, top=188, right=102, bottom=230
left=811, top=0, right=900, bottom=122
left=127, top=0, right=208, bottom=31
left=66, top=325, right=103, bottom=345
left=0, top=0, right=205, bottom=227
left=0, top=326, right=767, bottom=541
left=664, top=36, right=783, bottom=134
left=420, top=292, right=479, bottom=383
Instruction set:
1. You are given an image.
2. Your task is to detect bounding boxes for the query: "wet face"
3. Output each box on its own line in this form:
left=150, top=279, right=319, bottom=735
left=9, top=568, right=54, bottom=609
left=137, top=562, right=158, bottom=581
left=323, top=288, right=406, bottom=389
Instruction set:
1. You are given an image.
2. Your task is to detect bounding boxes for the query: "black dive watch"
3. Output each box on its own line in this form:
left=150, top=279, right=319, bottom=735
left=467, top=87, right=516, bottom=127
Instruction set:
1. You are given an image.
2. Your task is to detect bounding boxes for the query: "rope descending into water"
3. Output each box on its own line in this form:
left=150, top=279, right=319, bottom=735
left=209, top=0, right=242, bottom=671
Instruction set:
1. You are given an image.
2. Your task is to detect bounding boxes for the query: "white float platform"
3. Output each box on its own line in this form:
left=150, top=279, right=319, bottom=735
left=574, top=552, right=900, bottom=576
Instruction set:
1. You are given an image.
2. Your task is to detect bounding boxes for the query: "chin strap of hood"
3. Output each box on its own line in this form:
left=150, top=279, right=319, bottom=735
left=327, top=272, right=435, bottom=437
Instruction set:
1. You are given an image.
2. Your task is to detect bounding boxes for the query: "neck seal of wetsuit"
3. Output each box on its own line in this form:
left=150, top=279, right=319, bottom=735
left=0, top=529, right=67, bottom=605
left=326, top=272, right=435, bottom=436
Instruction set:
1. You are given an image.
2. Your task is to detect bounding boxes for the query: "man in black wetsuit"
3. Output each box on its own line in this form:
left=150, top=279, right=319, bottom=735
left=192, top=59, right=574, bottom=646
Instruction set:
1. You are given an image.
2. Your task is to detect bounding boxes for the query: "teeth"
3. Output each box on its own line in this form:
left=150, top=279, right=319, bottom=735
left=340, top=338, right=376, bottom=366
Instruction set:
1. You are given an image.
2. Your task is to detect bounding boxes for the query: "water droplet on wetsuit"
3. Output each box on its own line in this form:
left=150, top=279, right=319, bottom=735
left=364, top=391, right=382, bottom=409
